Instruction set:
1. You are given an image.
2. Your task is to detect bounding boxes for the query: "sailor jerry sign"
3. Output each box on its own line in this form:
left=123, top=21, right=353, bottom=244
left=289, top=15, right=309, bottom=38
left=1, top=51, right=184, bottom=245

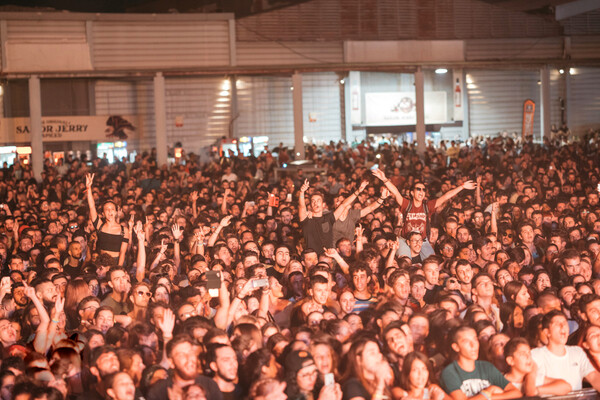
left=0, top=115, right=138, bottom=144
left=522, top=100, right=535, bottom=138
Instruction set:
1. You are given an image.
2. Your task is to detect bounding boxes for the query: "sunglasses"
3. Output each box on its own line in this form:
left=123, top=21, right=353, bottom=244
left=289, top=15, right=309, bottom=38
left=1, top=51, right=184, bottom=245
left=137, top=291, right=152, bottom=298
left=502, top=232, right=513, bottom=238
left=414, top=187, right=426, bottom=192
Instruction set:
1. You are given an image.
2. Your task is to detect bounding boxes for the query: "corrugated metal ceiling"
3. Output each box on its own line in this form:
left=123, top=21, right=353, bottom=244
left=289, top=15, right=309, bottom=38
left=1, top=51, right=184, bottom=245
left=236, top=0, right=563, bottom=42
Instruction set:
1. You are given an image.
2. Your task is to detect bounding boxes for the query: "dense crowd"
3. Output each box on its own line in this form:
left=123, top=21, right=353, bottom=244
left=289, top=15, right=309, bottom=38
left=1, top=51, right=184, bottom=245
left=0, top=131, right=599, bottom=400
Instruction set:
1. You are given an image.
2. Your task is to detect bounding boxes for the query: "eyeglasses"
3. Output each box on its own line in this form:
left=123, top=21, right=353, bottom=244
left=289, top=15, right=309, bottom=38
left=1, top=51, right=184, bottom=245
left=137, top=291, right=152, bottom=298
left=414, top=187, right=426, bottom=192
left=502, top=232, right=513, bottom=238
left=69, top=225, right=78, bottom=229
left=297, top=368, right=318, bottom=380
left=179, top=311, right=197, bottom=320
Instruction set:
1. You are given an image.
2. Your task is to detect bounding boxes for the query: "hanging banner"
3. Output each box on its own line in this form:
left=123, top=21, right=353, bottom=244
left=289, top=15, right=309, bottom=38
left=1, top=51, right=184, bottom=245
left=175, top=115, right=184, bottom=128
left=0, top=115, right=139, bottom=144
left=453, top=69, right=464, bottom=122
left=522, top=99, right=536, bottom=138
left=365, top=91, right=447, bottom=126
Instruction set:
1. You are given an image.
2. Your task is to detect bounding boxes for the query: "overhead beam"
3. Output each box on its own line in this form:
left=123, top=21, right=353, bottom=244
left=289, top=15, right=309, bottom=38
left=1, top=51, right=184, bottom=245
left=556, top=0, right=600, bottom=20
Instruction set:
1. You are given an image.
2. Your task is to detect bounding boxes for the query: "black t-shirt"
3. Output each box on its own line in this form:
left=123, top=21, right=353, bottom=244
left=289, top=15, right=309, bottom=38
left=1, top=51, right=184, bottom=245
left=424, top=285, right=442, bottom=304
left=63, top=263, right=83, bottom=279
left=267, top=266, right=284, bottom=282
left=342, top=377, right=370, bottom=400
left=301, top=212, right=335, bottom=254
left=411, top=254, right=423, bottom=265
left=220, top=385, right=243, bottom=400
left=147, top=375, right=223, bottom=400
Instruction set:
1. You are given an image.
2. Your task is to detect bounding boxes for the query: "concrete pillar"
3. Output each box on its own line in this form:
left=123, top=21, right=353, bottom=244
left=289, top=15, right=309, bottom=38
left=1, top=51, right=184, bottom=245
left=414, top=68, right=426, bottom=154
left=540, top=67, right=551, bottom=142
left=153, top=72, right=168, bottom=167
left=462, top=70, right=470, bottom=140
left=338, top=75, right=347, bottom=142
left=229, top=75, right=238, bottom=139
left=292, top=73, right=305, bottom=160
left=28, top=75, right=43, bottom=181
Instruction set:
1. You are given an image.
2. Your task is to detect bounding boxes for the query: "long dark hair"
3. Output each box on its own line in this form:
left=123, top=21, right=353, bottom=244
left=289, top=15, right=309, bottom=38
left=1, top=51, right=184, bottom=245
left=503, top=281, right=525, bottom=303
left=340, top=334, right=391, bottom=398
left=401, top=351, right=435, bottom=390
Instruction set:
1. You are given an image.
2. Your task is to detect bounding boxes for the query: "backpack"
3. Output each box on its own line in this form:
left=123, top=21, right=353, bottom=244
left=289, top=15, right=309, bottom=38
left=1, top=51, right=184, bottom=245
left=404, top=200, right=430, bottom=239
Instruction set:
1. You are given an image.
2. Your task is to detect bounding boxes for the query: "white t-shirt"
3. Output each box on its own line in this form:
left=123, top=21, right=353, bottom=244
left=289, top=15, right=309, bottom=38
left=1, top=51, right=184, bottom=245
left=531, top=345, right=595, bottom=391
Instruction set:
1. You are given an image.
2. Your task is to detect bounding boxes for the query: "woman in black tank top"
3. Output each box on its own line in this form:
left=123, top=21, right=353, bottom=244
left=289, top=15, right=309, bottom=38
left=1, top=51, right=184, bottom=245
left=86, top=173, right=130, bottom=266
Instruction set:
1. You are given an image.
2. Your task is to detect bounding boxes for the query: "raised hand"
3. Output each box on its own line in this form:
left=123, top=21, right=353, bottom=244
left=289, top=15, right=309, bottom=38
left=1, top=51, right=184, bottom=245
left=128, top=214, right=135, bottom=231
left=371, top=168, right=387, bottom=181
left=85, top=173, right=94, bottom=189
left=381, top=187, right=390, bottom=199
left=323, top=248, right=339, bottom=258
left=54, top=294, right=65, bottom=315
left=171, top=223, right=183, bottom=241
left=462, top=180, right=477, bottom=190
left=219, top=215, right=233, bottom=227
left=300, top=179, right=310, bottom=193
left=190, top=191, right=199, bottom=202
left=0, top=277, right=11, bottom=296
left=159, top=239, right=167, bottom=255
left=375, top=362, right=394, bottom=388
left=157, top=308, right=175, bottom=338
left=491, top=201, right=499, bottom=213
left=355, top=224, right=364, bottom=238
left=133, top=221, right=145, bottom=241
left=194, top=231, right=204, bottom=243
left=358, top=180, right=368, bottom=192
left=238, top=279, right=256, bottom=298
left=318, top=382, right=342, bottom=400
left=23, top=282, right=37, bottom=300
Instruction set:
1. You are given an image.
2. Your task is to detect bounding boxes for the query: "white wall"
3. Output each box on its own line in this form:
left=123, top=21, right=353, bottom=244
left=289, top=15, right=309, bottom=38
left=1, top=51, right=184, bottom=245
left=466, top=70, right=541, bottom=138
left=302, top=72, right=342, bottom=145
left=568, top=67, right=600, bottom=134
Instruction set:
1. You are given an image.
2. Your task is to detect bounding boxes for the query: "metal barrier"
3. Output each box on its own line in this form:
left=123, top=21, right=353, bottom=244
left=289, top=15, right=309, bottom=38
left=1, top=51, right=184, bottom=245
left=520, top=388, right=598, bottom=400
left=273, top=166, right=326, bottom=182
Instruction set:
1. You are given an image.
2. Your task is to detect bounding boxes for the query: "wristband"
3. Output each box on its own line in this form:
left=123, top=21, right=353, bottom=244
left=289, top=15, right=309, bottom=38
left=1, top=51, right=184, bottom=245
left=377, top=198, right=384, bottom=203
left=51, top=319, right=59, bottom=324
left=354, top=191, right=359, bottom=197
left=237, top=295, right=245, bottom=300
left=480, top=389, right=491, bottom=400
left=373, top=394, right=389, bottom=400
left=383, top=179, right=389, bottom=184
